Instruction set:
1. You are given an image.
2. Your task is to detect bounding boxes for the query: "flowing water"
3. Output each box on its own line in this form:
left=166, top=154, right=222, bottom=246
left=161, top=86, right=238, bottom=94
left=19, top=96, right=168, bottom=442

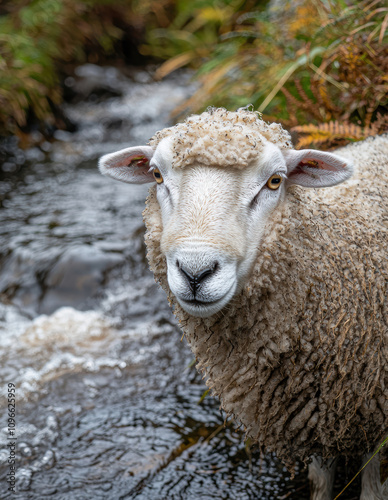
left=0, top=65, right=359, bottom=499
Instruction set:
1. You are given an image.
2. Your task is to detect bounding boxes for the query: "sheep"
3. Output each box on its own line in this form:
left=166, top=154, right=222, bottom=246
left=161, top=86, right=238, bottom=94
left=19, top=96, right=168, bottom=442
left=99, top=107, right=388, bottom=500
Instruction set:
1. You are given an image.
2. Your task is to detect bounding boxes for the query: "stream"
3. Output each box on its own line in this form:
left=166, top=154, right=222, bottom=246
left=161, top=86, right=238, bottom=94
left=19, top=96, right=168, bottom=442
left=0, top=64, right=359, bottom=499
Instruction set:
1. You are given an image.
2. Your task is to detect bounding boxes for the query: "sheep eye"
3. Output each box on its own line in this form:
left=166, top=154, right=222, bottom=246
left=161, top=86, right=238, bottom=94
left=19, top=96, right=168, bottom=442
left=266, top=174, right=283, bottom=190
left=153, top=168, right=163, bottom=184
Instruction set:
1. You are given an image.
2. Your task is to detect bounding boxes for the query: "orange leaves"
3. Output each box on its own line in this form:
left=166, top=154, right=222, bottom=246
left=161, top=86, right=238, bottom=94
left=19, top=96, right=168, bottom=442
left=292, top=120, right=385, bottom=150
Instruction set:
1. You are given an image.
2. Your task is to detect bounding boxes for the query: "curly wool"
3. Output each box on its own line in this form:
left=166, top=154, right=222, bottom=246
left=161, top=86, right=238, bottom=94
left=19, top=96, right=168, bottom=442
left=143, top=129, right=388, bottom=468
left=148, top=107, right=293, bottom=169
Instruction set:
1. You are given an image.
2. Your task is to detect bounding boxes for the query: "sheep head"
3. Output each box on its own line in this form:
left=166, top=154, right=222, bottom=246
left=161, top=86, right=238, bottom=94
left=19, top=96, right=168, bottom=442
left=99, top=109, right=353, bottom=318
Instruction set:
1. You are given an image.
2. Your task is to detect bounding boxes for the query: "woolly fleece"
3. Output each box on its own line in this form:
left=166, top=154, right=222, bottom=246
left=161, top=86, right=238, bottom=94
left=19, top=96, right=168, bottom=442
left=149, top=107, right=293, bottom=169
left=143, top=113, right=388, bottom=467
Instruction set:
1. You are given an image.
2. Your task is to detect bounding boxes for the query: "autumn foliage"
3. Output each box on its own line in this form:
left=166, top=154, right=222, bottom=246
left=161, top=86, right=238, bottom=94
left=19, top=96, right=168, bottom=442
left=144, top=0, right=388, bottom=149
left=0, top=0, right=387, bottom=148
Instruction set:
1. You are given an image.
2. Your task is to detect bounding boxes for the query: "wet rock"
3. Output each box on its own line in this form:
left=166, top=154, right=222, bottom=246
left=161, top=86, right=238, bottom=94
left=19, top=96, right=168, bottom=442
left=39, top=245, right=124, bottom=314
left=0, top=247, right=48, bottom=314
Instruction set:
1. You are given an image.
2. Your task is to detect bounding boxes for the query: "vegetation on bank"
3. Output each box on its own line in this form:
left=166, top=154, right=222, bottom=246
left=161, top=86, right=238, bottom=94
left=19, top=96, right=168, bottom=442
left=0, top=0, right=143, bottom=135
left=0, top=0, right=387, bottom=148
left=143, top=0, right=388, bottom=148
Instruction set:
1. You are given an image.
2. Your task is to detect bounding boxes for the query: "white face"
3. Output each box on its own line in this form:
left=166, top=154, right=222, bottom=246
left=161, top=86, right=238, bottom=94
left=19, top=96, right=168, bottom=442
left=151, top=138, right=288, bottom=317
left=99, top=135, right=353, bottom=318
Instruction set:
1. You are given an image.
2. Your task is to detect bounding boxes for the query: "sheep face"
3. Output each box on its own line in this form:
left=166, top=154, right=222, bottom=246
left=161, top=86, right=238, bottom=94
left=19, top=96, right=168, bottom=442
left=151, top=138, right=290, bottom=318
left=99, top=122, right=353, bottom=318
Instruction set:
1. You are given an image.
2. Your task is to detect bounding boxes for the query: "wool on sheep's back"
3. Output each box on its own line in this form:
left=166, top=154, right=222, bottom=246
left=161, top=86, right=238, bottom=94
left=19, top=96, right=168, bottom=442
left=143, top=131, right=388, bottom=469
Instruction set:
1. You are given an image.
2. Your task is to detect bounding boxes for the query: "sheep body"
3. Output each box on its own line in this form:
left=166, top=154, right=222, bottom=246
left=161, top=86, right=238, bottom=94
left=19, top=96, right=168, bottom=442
left=143, top=127, right=388, bottom=467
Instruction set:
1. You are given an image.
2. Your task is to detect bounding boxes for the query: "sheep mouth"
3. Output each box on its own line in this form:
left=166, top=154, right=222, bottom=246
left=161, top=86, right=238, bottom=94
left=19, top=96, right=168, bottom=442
left=179, top=298, right=220, bottom=307
left=178, top=297, right=224, bottom=317
left=176, top=282, right=237, bottom=318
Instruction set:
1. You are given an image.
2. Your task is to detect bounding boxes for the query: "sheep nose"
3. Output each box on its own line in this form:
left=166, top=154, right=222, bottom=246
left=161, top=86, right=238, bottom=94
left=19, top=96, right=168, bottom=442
left=177, top=261, right=218, bottom=295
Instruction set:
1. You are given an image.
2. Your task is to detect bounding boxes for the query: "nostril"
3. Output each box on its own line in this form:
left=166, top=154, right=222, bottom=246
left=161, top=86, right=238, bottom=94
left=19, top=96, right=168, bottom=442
left=196, top=263, right=218, bottom=282
left=177, top=260, right=219, bottom=295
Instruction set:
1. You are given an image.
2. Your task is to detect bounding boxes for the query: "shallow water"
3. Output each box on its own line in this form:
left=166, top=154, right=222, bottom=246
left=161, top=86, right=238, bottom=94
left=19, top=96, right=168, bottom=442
left=0, top=65, right=360, bottom=499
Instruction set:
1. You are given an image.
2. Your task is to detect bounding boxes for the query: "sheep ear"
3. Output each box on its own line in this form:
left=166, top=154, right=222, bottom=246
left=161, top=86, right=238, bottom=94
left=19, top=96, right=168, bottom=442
left=99, top=146, right=155, bottom=184
left=283, top=149, right=354, bottom=188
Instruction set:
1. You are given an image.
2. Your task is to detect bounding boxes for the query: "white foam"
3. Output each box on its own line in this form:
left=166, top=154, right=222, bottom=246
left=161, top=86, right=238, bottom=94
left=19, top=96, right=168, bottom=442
left=0, top=304, right=173, bottom=402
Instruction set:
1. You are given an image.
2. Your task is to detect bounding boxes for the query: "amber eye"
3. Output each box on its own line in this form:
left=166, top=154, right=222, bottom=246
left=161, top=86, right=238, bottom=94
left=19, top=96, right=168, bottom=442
left=153, top=168, right=163, bottom=184
left=266, top=174, right=283, bottom=190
